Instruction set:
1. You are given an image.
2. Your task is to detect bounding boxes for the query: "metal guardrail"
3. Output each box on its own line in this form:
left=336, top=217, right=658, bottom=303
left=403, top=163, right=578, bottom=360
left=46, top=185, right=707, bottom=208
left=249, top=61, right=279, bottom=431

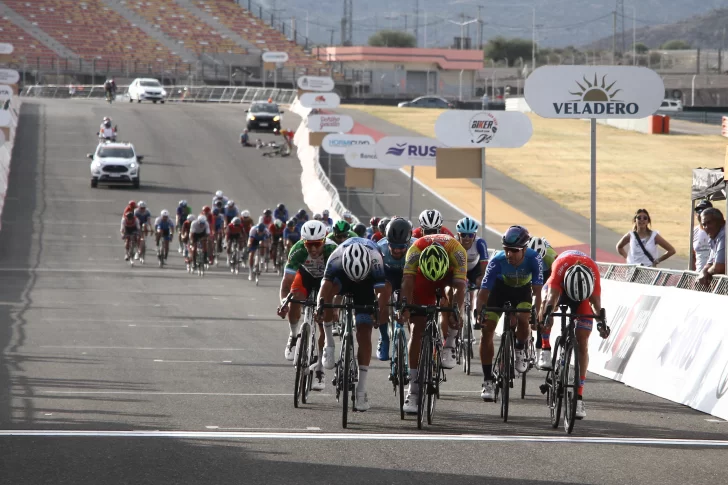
left=598, top=263, right=728, bottom=295
left=656, top=110, right=728, bottom=125
left=313, top=149, right=360, bottom=226
left=20, top=85, right=298, bottom=104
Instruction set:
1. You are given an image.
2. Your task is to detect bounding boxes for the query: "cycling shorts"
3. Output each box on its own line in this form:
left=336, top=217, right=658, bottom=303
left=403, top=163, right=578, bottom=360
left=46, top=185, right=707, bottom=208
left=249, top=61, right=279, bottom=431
left=484, top=279, right=532, bottom=322
left=384, top=267, right=404, bottom=292
left=271, top=234, right=282, bottom=244
left=333, top=276, right=378, bottom=326
left=291, top=269, right=322, bottom=300
left=157, top=228, right=172, bottom=241
left=556, top=293, right=594, bottom=331
left=412, top=271, right=454, bottom=306
left=191, top=232, right=207, bottom=244
left=466, top=266, right=482, bottom=287
left=123, top=226, right=138, bottom=237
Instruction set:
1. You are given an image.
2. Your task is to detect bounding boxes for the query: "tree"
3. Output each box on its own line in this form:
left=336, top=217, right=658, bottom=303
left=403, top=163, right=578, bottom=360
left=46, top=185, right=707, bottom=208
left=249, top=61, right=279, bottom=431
left=484, top=37, right=534, bottom=64
left=368, top=30, right=416, bottom=48
left=661, top=39, right=691, bottom=50
left=632, top=42, right=649, bottom=54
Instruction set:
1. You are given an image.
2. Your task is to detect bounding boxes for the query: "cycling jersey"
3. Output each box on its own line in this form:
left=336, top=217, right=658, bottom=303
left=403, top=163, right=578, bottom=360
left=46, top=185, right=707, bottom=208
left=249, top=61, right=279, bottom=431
left=268, top=223, right=284, bottom=238
left=274, top=209, right=289, bottom=222
left=546, top=250, right=601, bottom=298
left=190, top=219, right=210, bottom=235
left=481, top=248, right=544, bottom=290
left=154, top=217, right=174, bottom=232
left=248, top=226, right=270, bottom=242
left=323, top=238, right=386, bottom=288
left=371, top=232, right=384, bottom=243
left=403, top=234, right=467, bottom=282
left=99, top=126, right=115, bottom=139
left=214, top=215, right=224, bottom=232
left=412, top=226, right=454, bottom=238
left=262, top=215, right=273, bottom=226
left=283, top=227, right=300, bottom=242
left=212, top=196, right=229, bottom=208
left=378, top=237, right=416, bottom=289
left=134, top=208, right=152, bottom=226
left=285, top=239, right=337, bottom=278
left=224, top=206, right=239, bottom=220
left=226, top=223, right=245, bottom=238
left=326, top=230, right=358, bottom=241
left=543, top=245, right=558, bottom=270
left=241, top=218, right=254, bottom=234
left=464, top=237, right=489, bottom=271
left=176, top=205, right=191, bottom=221
left=123, top=205, right=135, bottom=217
left=181, top=220, right=191, bottom=235
left=120, top=217, right=140, bottom=233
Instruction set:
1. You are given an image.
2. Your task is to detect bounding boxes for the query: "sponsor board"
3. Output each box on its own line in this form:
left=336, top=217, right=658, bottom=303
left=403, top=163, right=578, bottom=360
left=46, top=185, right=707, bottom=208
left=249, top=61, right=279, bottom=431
left=0, top=43, right=13, bottom=55
left=374, top=136, right=443, bottom=167
left=435, top=110, right=533, bottom=148
left=297, top=76, right=335, bottom=92
left=525, top=66, right=664, bottom=119
left=0, top=85, right=13, bottom=103
left=299, top=92, right=341, bottom=109
left=0, top=69, right=19, bottom=85
left=261, top=51, right=289, bottom=63
left=323, top=133, right=374, bottom=155
left=0, top=110, right=11, bottom=128
left=0, top=127, right=5, bottom=147
left=343, top=145, right=390, bottom=169
left=307, top=114, right=354, bottom=133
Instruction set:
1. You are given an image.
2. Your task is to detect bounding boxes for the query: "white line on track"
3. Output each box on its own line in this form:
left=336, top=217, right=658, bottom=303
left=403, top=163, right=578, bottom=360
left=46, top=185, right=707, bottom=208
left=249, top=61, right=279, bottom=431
left=205, top=426, right=322, bottom=431
left=153, top=359, right=232, bottom=364
left=129, top=324, right=189, bottom=328
left=45, top=198, right=115, bottom=203
left=39, top=346, right=247, bottom=350
left=0, top=430, right=726, bottom=447
left=37, top=391, right=295, bottom=396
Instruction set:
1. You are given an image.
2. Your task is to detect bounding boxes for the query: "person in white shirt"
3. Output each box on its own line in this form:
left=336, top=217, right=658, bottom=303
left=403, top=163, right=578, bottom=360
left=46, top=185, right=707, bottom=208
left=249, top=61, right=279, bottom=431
left=693, top=200, right=713, bottom=271
left=616, top=208, right=676, bottom=267
left=98, top=117, right=117, bottom=142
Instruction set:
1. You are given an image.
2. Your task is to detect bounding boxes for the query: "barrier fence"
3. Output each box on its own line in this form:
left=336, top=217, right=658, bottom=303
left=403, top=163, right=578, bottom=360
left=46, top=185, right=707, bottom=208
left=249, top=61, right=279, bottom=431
left=598, top=263, right=728, bottom=295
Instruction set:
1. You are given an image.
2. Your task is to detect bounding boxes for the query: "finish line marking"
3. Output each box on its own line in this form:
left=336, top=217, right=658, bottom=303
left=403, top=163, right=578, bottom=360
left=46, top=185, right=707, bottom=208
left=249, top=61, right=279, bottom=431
left=0, top=430, right=726, bottom=447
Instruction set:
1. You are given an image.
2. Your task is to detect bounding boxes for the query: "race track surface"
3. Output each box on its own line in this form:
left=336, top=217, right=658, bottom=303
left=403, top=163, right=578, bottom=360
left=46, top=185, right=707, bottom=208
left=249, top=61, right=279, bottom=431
left=0, top=99, right=724, bottom=485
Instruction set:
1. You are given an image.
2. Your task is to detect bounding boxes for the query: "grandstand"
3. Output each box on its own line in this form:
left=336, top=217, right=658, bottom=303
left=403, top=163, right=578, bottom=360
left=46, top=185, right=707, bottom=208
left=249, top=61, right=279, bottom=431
left=0, top=16, right=58, bottom=68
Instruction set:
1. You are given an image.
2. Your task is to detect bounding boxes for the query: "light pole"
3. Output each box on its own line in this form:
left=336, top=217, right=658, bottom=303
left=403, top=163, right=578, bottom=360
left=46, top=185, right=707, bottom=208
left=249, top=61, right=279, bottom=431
left=447, top=18, right=478, bottom=49
left=632, top=6, right=636, bottom=66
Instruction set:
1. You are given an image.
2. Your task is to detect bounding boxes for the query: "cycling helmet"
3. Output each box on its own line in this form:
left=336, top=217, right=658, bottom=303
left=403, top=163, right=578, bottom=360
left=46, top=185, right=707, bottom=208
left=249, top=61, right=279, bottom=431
left=456, top=217, right=479, bottom=234
left=104, top=120, right=112, bottom=128
left=215, top=190, right=224, bottom=198
left=103, top=116, right=110, bottom=122
left=241, top=210, right=250, bottom=218
left=301, top=220, right=327, bottom=240
left=264, top=209, right=272, bottom=216
left=179, top=200, right=187, bottom=207
left=353, top=223, right=367, bottom=238
left=342, top=210, right=353, bottom=221
left=386, top=217, right=412, bottom=246
left=212, top=208, right=220, bottom=216
left=233, top=217, right=242, bottom=225
left=286, top=219, right=296, bottom=228
left=274, top=219, right=284, bottom=228
left=226, top=200, right=234, bottom=207
left=501, top=225, right=530, bottom=248
left=215, top=200, right=224, bottom=209
left=197, top=215, right=207, bottom=224
left=160, top=210, right=169, bottom=217
left=370, top=217, right=381, bottom=227
left=187, top=214, right=196, bottom=222
left=342, top=242, right=371, bottom=282
left=277, top=203, right=285, bottom=211
left=138, top=201, right=146, bottom=209
left=378, top=217, right=391, bottom=235
left=563, top=263, right=595, bottom=302
left=257, top=222, right=266, bottom=231
left=312, top=213, right=322, bottom=221
left=125, top=211, right=134, bottom=219
left=419, top=209, right=443, bottom=230
left=128, top=200, right=137, bottom=208
left=322, top=209, right=329, bottom=217
left=419, top=243, right=450, bottom=282
left=527, top=237, right=548, bottom=258
left=202, top=206, right=211, bottom=214
left=333, top=220, right=351, bottom=235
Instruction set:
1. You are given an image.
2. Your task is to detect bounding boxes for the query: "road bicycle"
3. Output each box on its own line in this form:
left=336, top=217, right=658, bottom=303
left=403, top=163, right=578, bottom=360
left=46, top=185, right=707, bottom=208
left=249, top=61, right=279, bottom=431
left=539, top=304, right=609, bottom=434
left=188, top=239, right=207, bottom=277
left=274, top=238, right=285, bottom=275
left=229, top=240, right=241, bottom=275
left=457, top=284, right=478, bottom=375
left=481, top=302, right=532, bottom=423
left=387, top=291, right=409, bottom=420
left=124, top=234, right=138, bottom=267
left=400, top=288, right=459, bottom=430
left=318, top=295, right=377, bottom=429
left=156, top=230, right=171, bottom=268
left=280, top=291, right=319, bottom=408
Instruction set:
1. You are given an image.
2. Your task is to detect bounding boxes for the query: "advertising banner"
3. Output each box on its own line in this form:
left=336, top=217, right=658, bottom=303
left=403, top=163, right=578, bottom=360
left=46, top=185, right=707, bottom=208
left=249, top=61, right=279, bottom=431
left=435, top=110, right=533, bottom=148
left=299, top=92, right=341, bottom=109
left=262, top=52, right=289, bottom=63
left=374, top=136, right=443, bottom=167
left=307, top=114, right=354, bottom=133
left=0, top=69, right=19, bottom=85
left=343, top=145, right=391, bottom=169
left=322, top=133, right=374, bottom=155
left=297, top=76, right=335, bottom=92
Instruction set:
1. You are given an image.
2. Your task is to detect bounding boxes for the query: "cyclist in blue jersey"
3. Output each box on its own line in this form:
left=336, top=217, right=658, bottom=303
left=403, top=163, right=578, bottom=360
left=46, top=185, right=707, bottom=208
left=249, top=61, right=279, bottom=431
left=154, top=210, right=175, bottom=260
left=475, top=225, right=544, bottom=401
left=283, top=219, right=300, bottom=254
left=224, top=200, right=240, bottom=226
left=247, top=222, right=271, bottom=280
left=274, top=203, right=289, bottom=223
left=375, top=217, right=416, bottom=361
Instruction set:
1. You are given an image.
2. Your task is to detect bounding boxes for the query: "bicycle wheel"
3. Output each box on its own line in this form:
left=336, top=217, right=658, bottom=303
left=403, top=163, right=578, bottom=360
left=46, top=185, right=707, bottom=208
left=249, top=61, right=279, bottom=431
left=521, top=337, right=534, bottom=399
left=500, top=330, right=512, bottom=422
left=293, top=323, right=309, bottom=408
left=462, top=310, right=472, bottom=375
left=563, top=338, right=580, bottom=434
left=396, top=329, right=406, bottom=420
left=342, top=328, right=352, bottom=429
left=548, top=336, right=564, bottom=429
left=427, top=345, right=440, bottom=425
left=304, top=319, right=317, bottom=402
left=416, top=333, right=431, bottom=429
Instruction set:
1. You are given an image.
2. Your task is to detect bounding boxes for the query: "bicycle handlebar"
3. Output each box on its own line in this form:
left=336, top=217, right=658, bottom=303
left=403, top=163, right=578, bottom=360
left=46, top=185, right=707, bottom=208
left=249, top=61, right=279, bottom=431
left=317, top=301, right=378, bottom=313
left=539, top=304, right=610, bottom=338
left=278, top=292, right=316, bottom=311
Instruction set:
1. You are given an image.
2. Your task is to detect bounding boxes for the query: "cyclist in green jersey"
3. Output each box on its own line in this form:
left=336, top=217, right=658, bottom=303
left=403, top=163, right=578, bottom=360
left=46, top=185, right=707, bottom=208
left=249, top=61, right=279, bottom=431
left=527, top=236, right=558, bottom=369
left=327, top=220, right=357, bottom=244
left=277, top=221, right=337, bottom=390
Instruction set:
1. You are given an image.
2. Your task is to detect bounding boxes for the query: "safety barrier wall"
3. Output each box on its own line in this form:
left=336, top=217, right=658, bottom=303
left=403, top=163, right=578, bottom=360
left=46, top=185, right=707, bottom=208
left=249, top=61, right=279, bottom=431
left=0, top=93, right=21, bottom=232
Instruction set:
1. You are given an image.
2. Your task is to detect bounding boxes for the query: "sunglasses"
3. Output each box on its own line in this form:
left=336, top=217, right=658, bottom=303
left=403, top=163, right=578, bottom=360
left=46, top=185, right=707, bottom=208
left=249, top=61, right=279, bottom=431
left=389, top=244, right=408, bottom=251
left=334, top=234, right=348, bottom=240
left=304, top=240, right=324, bottom=248
left=459, top=233, right=476, bottom=239
left=503, top=247, right=523, bottom=253
left=636, top=216, right=649, bottom=221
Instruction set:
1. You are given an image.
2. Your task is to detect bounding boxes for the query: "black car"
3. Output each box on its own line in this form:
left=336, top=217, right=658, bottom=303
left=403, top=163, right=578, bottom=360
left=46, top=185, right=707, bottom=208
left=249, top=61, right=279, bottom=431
left=397, top=96, right=454, bottom=109
left=246, top=102, right=283, bottom=132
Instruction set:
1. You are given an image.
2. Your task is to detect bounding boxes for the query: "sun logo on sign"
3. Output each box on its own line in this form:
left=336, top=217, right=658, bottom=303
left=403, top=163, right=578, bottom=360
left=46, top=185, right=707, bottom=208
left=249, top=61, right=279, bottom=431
left=569, top=74, right=622, bottom=102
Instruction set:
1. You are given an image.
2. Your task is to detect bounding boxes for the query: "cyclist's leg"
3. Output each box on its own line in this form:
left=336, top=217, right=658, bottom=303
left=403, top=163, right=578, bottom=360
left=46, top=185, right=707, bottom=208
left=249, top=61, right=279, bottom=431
left=480, top=282, right=506, bottom=384
left=319, top=279, right=342, bottom=370
left=572, top=299, right=593, bottom=399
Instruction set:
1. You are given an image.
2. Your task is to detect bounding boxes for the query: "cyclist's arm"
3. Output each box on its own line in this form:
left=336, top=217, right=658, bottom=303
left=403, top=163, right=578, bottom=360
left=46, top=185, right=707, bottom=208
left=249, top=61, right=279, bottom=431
left=588, top=293, right=602, bottom=317
left=475, top=287, right=490, bottom=319
left=539, top=284, right=561, bottom=322
left=374, top=285, right=391, bottom=327
left=279, top=273, right=295, bottom=301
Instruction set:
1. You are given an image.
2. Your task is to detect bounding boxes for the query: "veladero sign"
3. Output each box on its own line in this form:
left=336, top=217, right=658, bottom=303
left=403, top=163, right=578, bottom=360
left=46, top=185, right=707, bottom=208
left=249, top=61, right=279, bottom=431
left=435, top=110, right=533, bottom=148
left=0, top=69, right=19, bottom=85
left=297, top=75, right=335, bottom=92
left=524, top=66, right=664, bottom=119
left=375, top=136, right=443, bottom=167
left=261, top=51, right=289, bottom=63
left=307, top=114, right=354, bottom=133
left=299, top=92, right=341, bottom=109
left=323, top=133, right=374, bottom=155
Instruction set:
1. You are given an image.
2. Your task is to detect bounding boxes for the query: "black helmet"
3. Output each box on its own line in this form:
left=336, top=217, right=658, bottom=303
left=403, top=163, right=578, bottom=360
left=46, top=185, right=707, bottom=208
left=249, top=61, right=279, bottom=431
left=378, top=217, right=391, bottom=235
left=277, top=203, right=285, bottom=211
left=353, top=223, right=367, bottom=238
left=125, top=211, right=134, bottom=219
left=501, top=225, right=530, bottom=248
left=386, top=217, right=412, bottom=246
left=264, top=208, right=272, bottom=216
left=286, top=219, right=296, bottom=228
left=297, top=208, right=307, bottom=217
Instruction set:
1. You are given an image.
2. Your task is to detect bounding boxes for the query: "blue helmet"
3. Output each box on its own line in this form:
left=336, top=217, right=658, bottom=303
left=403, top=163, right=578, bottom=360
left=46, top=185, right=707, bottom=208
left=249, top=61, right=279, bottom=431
left=501, top=225, right=530, bottom=248
left=179, top=200, right=187, bottom=207
left=257, top=223, right=266, bottom=231
left=456, top=217, right=479, bottom=234
left=212, top=208, right=220, bottom=216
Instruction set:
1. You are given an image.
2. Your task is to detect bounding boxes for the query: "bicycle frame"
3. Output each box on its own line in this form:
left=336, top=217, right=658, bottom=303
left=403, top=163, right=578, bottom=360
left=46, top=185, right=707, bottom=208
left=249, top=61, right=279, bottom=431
left=281, top=291, right=319, bottom=408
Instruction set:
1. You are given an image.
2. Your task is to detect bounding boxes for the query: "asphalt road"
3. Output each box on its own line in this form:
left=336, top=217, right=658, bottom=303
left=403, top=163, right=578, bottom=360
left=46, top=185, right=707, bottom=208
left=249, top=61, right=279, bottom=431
left=0, top=99, right=725, bottom=485
left=669, top=119, right=723, bottom=136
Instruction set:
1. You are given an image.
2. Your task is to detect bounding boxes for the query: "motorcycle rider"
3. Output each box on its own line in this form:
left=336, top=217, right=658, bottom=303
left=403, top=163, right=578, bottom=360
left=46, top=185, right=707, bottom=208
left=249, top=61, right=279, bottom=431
left=98, top=117, right=117, bottom=142
left=104, top=78, right=117, bottom=101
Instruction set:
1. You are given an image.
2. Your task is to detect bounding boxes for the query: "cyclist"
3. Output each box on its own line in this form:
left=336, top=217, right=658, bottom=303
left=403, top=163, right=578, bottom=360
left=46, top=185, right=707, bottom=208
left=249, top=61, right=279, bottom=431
left=120, top=211, right=140, bottom=261
left=353, top=223, right=368, bottom=238
left=133, top=201, right=152, bottom=259
left=316, top=238, right=391, bottom=412
left=201, top=206, right=216, bottom=265
left=277, top=221, right=337, bottom=390
left=154, top=210, right=174, bottom=259
left=212, top=190, right=228, bottom=209
left=98, top=117, right=117, bottom=141
left=342, top=211, right=354, bottom=225
left=268, top=219, right=285, bottom=262
left=527, top=236, right=560, bottom=369
left=262, top=209, right=274, bottom=226
left=371, top=217, right=388, bottom=243
left=212, top=208, right=225, bottom=254
left=456, top=216, right=489, bottom=320
left=398, top=234, right=467, bottom=414
left=321, top=209, right=333, bottom=228
left=103, top=78, right=117, bottom=101
left=284, top=219, right=300, bottom=255
left=189, top=215, right=211, bottom=270
left=274, top=203, right=289, bottom=223
left=176, top=200, right=191, bottom=252
left=376, top=217, right=416, bottom=361
left=538, top=250, right=606, bottom=420
left=412, top=209, right=454, bottom=238
left=225, top=217, right=246, bottom=265
left=475, top=225, right=544, bottom=402
left=313, top=213, right=323, bottom=222
left=247, top=221, right=271, bottom=280
left=180, top=214, right=195, bottom=260
left=327, top=220, right=357, bottom=244
left=367, top=217, right=381, bottom=239
left=123, top=200, right=136, bottom=218
left=240, top=210, right=254, bottom=238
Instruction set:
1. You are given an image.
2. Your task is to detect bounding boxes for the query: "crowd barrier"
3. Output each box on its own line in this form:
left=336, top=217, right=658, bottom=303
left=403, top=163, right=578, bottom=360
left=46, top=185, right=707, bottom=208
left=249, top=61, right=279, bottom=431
left=0, top=93, right=21, bottom=231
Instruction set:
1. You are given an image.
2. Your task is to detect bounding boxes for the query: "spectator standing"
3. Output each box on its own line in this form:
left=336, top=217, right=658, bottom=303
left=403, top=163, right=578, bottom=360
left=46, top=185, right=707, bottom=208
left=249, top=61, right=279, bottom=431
left=698, top=208, right=726, bottom=286
left=693, top=200, right=713, bottom=271
left=616, top=208, right=676, bottom=267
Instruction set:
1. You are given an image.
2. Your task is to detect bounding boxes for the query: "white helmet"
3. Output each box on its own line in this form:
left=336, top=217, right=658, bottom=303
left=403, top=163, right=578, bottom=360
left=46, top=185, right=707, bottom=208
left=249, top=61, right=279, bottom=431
left=160, top=210, right=169, bottom=217
left=241, top=210, right=250, bottom=218
left=138, top=201, right=146, bottom=209
left=419, top=209, right=443, bottom=230
left=215, top=190, right=224, bottom=198
left=301, top=220, right=327, bottom=241
left=187, top=214, right=196, bottom=222
left=313, top=213, right=322, bottom=220
left=342, top=242, right=371, bottom=282
left=563, top=263, right=595, bottom=302
left=197, top=215, right=207, bottom=224
left=527, top=237, right=548, bottom=258
left=342, top=210, right=353, bottom=221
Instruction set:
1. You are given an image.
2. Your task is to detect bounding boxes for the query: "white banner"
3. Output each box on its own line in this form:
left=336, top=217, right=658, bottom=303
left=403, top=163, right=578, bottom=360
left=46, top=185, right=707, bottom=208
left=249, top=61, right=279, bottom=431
left=0, top=110, right=11, bottom=128
left=323, top=134, right=374, bottom=155
left=307, top=114, right=353, bottom=133
left=299, top=92, right=341, bottom=109
left=525, top=66, right=664, bottom=119
left=262, top=51, right=289, bottom=63
left=0, top=69, right=19, bottom=85
left=590, top=280, right=728, bottom=421
left=0, top=85, right=13, bottom=103
left=0, top=43, right=13, bottom=55
left=374, top=136, right=443, bottom=167
left=344, top=145, right=392, bottom=169
left=435, top=110, right=533, bottom=148
left=297, top=76, right=335, bottom=92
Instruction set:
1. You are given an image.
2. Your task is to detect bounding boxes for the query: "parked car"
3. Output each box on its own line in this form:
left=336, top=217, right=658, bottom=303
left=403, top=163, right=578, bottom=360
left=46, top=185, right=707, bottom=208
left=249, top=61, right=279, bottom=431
left=397, top=96, right=454, bottom=109
left=246, top=101, right=283, bottom=132
left=127, top=78, right=166, bottom=104
left=88, top=141, right=143, bottom=189
left=659, top=99, right=683, bottom=112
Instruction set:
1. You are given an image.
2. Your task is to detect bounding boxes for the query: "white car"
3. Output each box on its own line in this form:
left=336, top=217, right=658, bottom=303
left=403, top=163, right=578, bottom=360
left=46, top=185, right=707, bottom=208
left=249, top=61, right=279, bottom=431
left=88, top=141, right=143, bottom=189
left=127, top=78, right=166, bottom=104
left=659, top=99, right=683, bottom=112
